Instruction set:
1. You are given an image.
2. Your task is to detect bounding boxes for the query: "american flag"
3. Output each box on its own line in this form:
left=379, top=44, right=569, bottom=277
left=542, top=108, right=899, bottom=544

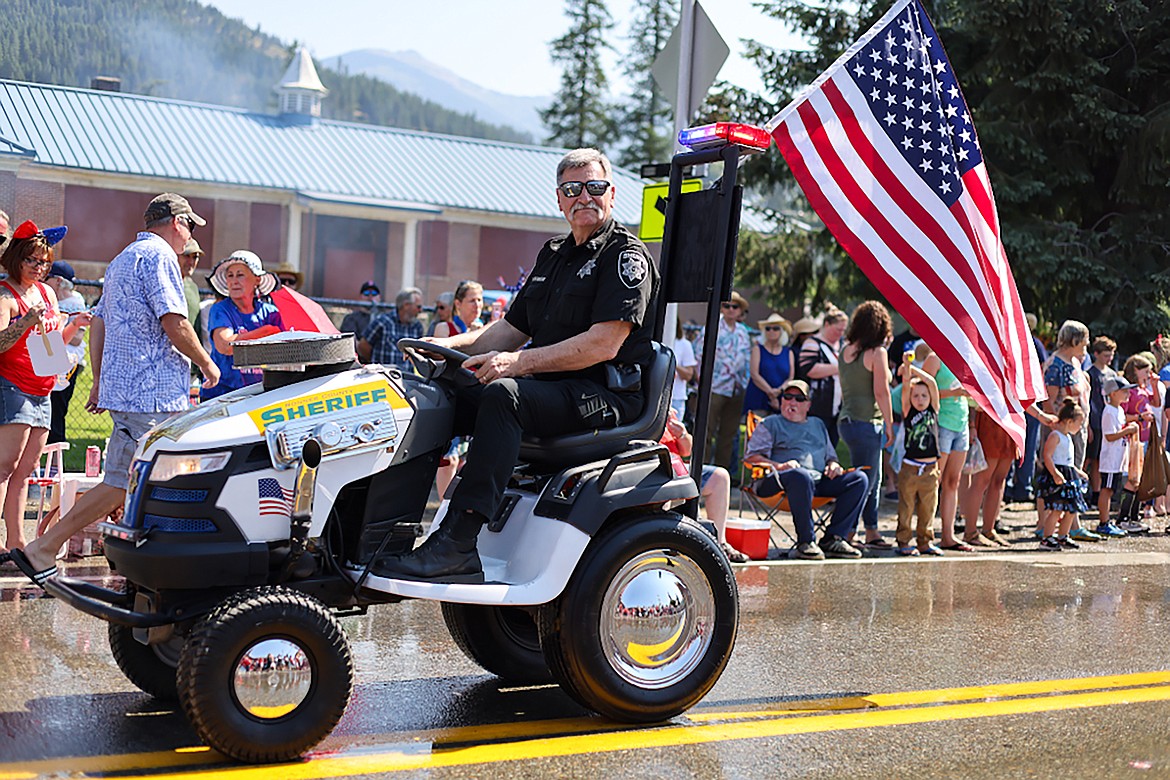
left=766, top=0, right=1045, bottom=451
left=258, top=477, right=294, bottom=518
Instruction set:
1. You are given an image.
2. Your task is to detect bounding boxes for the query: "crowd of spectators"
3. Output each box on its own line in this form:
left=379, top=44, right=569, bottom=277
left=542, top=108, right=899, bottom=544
left=673, top=294, right=1170, bottom=561
left=4, top=194, right=1169, bottom=574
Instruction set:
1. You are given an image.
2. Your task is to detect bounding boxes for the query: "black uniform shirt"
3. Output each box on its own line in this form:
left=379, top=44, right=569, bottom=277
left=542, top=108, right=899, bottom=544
left=505, top=218, right=658, bottom=383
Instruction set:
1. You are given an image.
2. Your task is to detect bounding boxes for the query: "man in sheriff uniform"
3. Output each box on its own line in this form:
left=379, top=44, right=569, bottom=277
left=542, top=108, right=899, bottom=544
left=374, top=148, right=658, bottom=582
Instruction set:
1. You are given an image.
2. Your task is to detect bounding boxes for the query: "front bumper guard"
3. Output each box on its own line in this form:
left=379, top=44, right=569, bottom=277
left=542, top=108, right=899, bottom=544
left=43, top=576, right=178, bottom=628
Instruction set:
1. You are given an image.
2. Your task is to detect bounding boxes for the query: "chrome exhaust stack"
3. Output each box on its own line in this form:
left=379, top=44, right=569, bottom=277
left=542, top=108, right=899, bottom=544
left=281, top=438, right=322, bottom=581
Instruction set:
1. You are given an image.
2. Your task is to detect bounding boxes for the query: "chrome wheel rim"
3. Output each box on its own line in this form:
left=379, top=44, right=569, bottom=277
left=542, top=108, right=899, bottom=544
left=232, top=638, right=313, bottom=719
left=599, top=548, right=716, bottom=690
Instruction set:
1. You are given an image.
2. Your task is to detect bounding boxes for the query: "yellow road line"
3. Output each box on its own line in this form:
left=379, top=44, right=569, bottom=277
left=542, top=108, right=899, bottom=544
left=6, top=675, right=1163, bottom=780
left=686, top=669, right=1170, bottom=721
left=0, top=747, right=223, bottom=780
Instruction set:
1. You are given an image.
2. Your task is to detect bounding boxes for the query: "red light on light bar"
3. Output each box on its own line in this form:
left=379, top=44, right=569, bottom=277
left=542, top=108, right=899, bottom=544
left=678, top=122, right=771, bottom=151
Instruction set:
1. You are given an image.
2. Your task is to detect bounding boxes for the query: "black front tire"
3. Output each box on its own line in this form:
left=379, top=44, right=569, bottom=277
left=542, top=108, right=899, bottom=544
left=109, top=623, right=179, bottom=701
left=176, top=586, right=353, bottom=763
left=442, top=603, right=552, bottom=683
left=538, top=513, right=738, bottom=722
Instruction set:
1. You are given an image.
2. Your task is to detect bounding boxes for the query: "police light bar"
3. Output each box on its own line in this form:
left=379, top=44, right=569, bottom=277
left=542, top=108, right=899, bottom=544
left=678, top=122, right=771, bottom=151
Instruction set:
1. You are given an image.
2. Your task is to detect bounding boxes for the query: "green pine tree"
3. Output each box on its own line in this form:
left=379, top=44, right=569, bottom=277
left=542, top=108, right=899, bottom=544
left=541, top=0, right=620, bottom=150
left=707, top=0, right=1170, bottom=346
left=616, top=0, right=677, bottom=167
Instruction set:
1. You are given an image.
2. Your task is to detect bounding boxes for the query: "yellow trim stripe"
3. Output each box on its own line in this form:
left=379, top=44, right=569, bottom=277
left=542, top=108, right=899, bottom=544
left=2, top=671, right=1167, bottom=780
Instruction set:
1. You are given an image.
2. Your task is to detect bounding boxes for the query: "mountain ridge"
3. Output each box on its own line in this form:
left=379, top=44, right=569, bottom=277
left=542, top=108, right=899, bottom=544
left=0, top=0, right=533, bottom=144
left=324, top=49, right=549, bottom=141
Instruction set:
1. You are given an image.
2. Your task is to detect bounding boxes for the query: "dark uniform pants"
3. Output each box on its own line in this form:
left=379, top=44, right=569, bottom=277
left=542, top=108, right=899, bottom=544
left=448, top=376, right=641, bottom=520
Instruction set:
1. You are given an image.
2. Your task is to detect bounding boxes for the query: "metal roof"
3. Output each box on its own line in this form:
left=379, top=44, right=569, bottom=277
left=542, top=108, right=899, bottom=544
left=0, top=79, right=648, bottom=224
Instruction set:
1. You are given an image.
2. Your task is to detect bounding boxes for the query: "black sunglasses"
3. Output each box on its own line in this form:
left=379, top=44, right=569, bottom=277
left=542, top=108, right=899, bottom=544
left=557, top=180, right=611, bottom=198
left=721, top=302, right=741, bottom=310
left=764, top=326, right=783, bottom=332
left=781, top=393, right=809, bottom=402
left=180, top=215, right=197, bottom=234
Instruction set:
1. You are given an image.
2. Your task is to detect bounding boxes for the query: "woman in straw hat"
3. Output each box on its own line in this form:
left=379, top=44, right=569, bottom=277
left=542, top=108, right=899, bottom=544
left=744, top=313, right=794, bottom=415
left=203, top=250, right=284, bottom=400
left=270, top=261, right=303, bottom=291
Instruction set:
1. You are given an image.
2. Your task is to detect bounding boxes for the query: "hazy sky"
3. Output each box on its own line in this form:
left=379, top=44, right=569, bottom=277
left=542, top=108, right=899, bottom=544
left=204, top=0, right=801, bottom=98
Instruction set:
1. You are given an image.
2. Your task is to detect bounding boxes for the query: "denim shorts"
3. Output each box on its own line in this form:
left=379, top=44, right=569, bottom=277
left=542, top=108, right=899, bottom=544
left=937, top=425, right=969, bottom=454
left=0, top=375, right=51, bottom=428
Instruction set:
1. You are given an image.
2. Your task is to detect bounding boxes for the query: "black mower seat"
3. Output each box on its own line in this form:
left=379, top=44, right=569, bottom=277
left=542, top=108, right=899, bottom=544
left=518, top=342, right=675, bottom=469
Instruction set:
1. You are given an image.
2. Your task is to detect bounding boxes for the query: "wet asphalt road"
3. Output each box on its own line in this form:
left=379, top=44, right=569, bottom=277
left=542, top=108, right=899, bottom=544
left=0, top=531, right=1169, bottom=779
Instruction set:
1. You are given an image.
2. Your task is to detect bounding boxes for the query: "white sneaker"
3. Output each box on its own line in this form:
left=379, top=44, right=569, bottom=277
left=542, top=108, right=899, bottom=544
left=1119, top=520, right=1150, bottom=534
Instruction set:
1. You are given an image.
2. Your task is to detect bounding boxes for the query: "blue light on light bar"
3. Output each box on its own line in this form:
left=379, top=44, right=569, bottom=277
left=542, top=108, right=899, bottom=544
left=678, top=122, right=772, bottom=151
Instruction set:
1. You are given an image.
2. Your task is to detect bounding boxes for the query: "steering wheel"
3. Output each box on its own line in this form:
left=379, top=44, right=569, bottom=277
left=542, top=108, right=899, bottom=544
left=397, top=338, right=478, bottom=387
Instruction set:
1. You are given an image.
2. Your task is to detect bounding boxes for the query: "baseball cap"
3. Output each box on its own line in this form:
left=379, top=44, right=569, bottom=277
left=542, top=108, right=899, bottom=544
left=47, top=261, right=75, bottom=282
left=1102, top=376, right=1137, bottom=395
left=144, top=193, right=206, bottom=227
left=181, top=238, right=204, bottom=256
left=780, top=379, right=811, bottom=397
left=360, top=280, right=380, bottom=296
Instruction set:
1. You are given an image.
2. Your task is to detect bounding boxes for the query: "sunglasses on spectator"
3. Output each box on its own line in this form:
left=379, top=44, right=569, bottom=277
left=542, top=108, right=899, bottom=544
left=278, top=277, right=298, bottom=286
left=179, top=215, right=197, bottom=233
left=781, top=392, right=808, bottom=402
left=23, top=256, right=51, bottom=268
left=721, top=302, right=740, bottom=310
left=764, top=326, right=783, bottom=332
left=557, top=180, right=612, bottom=198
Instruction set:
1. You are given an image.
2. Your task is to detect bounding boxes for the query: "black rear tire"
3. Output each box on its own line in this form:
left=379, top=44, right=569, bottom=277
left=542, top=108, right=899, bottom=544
left=176, top=586, right=353, bottom=763
left=441, top=603, right=552, bottom=683
left=538, top=513, right=737, bottom=722
left=108, top=623, right=179, bottom=701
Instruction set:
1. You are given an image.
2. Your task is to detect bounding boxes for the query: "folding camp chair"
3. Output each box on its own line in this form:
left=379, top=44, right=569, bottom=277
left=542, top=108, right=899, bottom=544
left=737, top=412, right=835, bottom=554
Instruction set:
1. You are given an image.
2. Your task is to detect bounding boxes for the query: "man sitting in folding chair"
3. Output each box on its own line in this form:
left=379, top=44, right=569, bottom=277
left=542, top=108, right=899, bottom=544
left=743, top=379, right=868, bottom=560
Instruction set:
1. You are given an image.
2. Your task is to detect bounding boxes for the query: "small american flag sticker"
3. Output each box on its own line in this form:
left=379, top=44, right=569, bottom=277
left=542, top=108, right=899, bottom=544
left=258, top=477, right=294, bottom=517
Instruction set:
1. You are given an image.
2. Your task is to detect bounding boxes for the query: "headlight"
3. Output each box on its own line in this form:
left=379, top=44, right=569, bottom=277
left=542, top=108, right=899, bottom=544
left=150, top=452, right=231, bottom=483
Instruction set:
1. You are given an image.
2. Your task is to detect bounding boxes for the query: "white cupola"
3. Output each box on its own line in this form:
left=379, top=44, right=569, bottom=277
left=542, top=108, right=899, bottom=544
left=276, top=46, right=328, bottom=118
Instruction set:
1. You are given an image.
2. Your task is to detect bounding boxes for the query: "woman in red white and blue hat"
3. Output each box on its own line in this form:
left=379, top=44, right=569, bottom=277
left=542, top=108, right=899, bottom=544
left=0, top=221, right=91, bottom=554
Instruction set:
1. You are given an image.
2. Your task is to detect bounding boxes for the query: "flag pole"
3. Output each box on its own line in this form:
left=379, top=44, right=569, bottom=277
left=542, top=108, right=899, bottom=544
left=663, top=0, right=696, bottom=349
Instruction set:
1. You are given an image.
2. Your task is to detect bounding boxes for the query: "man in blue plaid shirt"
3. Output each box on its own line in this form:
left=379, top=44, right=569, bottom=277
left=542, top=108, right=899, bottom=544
left=357, top=287, right=423, bottom=371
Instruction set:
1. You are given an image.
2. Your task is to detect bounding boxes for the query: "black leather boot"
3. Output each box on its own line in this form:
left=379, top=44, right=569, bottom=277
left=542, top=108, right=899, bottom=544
left=371, top=524, right=484, bottom=583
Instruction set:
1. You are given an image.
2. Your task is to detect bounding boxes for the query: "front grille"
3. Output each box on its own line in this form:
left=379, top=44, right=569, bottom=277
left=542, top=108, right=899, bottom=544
left=142, top=515, right=217, bottom=534
left=150, top=487, right=209, bottom=503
